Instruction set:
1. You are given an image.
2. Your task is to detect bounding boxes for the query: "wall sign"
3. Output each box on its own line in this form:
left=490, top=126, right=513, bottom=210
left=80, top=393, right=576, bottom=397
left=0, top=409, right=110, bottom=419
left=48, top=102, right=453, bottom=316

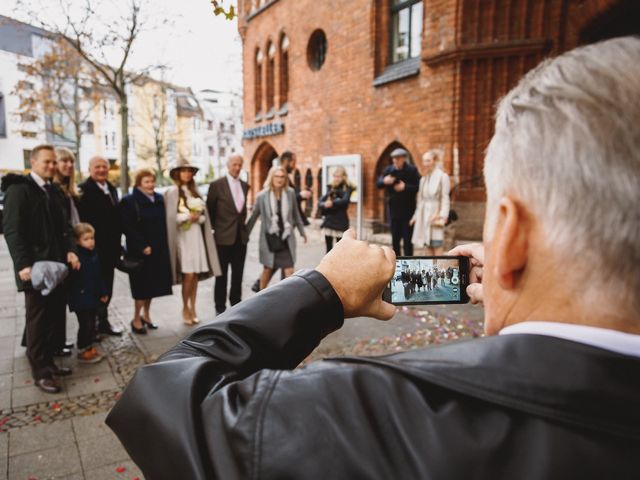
left=243, top=122, right=285, bottom=140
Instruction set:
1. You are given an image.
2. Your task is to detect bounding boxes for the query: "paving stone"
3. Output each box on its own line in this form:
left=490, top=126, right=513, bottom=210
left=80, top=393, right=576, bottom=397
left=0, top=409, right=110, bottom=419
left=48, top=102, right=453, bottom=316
left=136, top=337, right=179, bottom=357
left=8, top=443, right=81, bottom=480
left=0, top=434, right=7, bottom=480
left=0, top=320, right=15, bottom=338
left=10, top=370, right=34, bottom=389
left=0, top=389, right=9, bottom=411
left=0, top=374, right=10, bottom=392
left=71, top=359, right=112, bottom=377
left=12, top=384, right=68, bottom=408
left=71, top=412, right=110, bottom=441
left=0, top=337, right=13, bottom=360
left=77, top=432, right=129, bottom=470
left=8, top=419, right=74, bottom=456
left=12, top=356, right=30, bottom=373
left=63, top=372, right=118, bottom=398
left=83, top=459, right=144, bottom=480
left=0, top=359, right=12, bottom=375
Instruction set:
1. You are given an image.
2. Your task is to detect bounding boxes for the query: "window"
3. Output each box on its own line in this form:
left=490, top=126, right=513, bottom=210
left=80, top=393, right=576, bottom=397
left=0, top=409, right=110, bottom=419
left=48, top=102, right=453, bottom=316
left=21, top=131, right=37, bottom=138
left=193, top=117, right=201, bottom=130
left=104, top=134, right=109, bottom=148
left=0, top=93, right=6, bottom=138
left=111, top=132, right=116, bottom=146
left=220, top=122, right=225, bottom=131
left=279, top=34, right=289, bottom=108
left=23, top=149, right=32, bottom=169
left=86, top=121, right=94, bottom=134
left=255, top=49, right=263, bottom=117
left=230, top=124, right=236, bottom=134
left=307, top=30, right=328, bottom=71
left=220, top=147, right=226, bottom=157
left=390, top=0, right=423, bottom=64
left=20, top=113, right=37, bottom=123
left=208, top=146, right=214, bottom=156
left=207, top=120, right=213, bottom=130
left=266, top=42, right=276, bottom=113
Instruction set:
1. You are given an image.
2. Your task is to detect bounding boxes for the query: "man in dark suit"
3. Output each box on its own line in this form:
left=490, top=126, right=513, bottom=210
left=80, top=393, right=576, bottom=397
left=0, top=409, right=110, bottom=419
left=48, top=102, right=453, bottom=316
left=206, top=155, right=249, bottom=314
left=376, top=148, right=420, bottom=256
left=2, top=145, right=79, bottom=393
left=78, top=156, right=123, bottom=336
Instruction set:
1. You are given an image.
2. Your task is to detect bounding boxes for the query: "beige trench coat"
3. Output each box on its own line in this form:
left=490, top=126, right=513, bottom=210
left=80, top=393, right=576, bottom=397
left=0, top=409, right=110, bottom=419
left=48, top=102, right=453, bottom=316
left=411, top=168, right=451, bottom=247
left=164, top=186, right=221, bottom=285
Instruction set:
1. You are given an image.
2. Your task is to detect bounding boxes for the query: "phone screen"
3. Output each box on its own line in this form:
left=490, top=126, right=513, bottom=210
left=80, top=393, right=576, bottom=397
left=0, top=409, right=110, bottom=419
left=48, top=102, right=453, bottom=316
left=383, top=256, right=469, bottom=305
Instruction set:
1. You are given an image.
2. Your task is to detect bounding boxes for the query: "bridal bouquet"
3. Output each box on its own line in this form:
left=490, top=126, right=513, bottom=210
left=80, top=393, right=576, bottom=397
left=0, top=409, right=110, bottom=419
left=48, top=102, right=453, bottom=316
left=179, top=196, right=206, bottom=231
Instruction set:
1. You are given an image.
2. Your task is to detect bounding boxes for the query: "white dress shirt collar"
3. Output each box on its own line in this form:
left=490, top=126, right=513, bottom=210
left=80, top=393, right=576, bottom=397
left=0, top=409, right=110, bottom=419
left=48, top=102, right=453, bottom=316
left=95, top=180, right=110, bottom=194
left=30, top=171, right=49, bottom=190
left=226, top=173, right=241, bottom=185
left=500, top=321, right=640, bottom=358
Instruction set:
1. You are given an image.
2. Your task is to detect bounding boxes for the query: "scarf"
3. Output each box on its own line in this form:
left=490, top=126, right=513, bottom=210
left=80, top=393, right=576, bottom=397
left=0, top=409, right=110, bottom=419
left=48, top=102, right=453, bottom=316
left=268, top=189, right=292, bottom=240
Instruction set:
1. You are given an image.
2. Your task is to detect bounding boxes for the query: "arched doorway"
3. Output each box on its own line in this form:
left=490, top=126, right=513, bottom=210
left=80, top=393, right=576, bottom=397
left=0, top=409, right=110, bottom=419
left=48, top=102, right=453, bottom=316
left=373, top=141, right=415, bottom=228
left=579, top=0, right=640, bottom=44
left=250, top=142, right=278, bottom=201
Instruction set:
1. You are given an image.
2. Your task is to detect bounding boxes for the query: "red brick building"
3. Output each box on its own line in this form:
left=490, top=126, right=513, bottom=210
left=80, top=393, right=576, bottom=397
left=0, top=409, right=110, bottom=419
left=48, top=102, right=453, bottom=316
left=238, top=0, right=637, bottom=238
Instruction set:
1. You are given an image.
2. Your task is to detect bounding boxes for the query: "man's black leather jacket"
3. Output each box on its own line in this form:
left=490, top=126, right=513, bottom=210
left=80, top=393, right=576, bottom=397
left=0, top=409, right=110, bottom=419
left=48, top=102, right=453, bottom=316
left=106, top=270, right=640, bottom=479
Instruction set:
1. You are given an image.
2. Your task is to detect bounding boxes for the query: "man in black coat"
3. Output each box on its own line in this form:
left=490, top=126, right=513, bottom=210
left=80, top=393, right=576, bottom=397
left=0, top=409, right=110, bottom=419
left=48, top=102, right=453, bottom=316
left=206, top=155, right=249, bottom=314
left=2, top=145, right=79, bottom=393
left=78, top=156, right=123, bottom=336
left=376, top=148, right=420, bottom=256
left=107, top=37, right=640, bottom=479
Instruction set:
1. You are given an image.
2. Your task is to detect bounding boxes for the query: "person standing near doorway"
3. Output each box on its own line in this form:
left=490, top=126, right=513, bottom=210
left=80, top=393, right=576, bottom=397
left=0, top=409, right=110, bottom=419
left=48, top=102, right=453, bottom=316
left=206, top=155, right=249, bottom=315
left=78, top=156, right=123, bottom=337
left=376, top=148, right=420, bottom=256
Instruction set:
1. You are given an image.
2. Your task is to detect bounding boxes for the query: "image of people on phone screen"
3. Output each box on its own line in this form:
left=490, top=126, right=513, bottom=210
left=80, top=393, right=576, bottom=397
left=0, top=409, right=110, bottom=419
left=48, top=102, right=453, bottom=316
left=391, top=258, right=460, bottom=303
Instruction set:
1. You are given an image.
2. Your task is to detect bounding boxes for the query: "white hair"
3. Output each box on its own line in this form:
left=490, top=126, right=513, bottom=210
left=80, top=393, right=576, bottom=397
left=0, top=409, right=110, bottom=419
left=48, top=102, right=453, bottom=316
left=484, top=36, right=640, bottom=312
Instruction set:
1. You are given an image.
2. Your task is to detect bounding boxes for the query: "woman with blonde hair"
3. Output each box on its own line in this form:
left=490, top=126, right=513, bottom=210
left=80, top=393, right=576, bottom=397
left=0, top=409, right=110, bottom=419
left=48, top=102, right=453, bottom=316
left=318, top=166, right=354, bottom=252
left=246, top=165, right=307, bottom=290
left=54, top=147, right=80, bottom=225
left=410, top=149, right=450, bottom=255
left=165, top=160, right=221, bottom=325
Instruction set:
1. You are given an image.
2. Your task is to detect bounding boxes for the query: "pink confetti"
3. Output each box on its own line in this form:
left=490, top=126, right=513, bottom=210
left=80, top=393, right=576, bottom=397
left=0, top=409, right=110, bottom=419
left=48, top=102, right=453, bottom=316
left=116, top=466, right=126, bottom=473
left=94, top=378, right=100, bottom=383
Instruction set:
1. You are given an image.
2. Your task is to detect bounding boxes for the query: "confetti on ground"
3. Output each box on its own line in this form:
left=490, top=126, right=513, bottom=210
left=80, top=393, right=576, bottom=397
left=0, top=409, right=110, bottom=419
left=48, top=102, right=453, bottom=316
left=116, top=466, right=126, bottom=473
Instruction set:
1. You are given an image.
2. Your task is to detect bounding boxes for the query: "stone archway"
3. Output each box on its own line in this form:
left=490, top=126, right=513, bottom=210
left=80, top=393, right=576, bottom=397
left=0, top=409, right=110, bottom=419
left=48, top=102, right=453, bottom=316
left=250, top=142, right=278, bottom=201
left=372, top=141, right=415, bottom=228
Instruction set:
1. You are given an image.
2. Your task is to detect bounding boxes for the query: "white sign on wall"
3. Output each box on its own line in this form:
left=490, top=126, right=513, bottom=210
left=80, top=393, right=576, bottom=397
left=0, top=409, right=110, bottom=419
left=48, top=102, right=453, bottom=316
left=321, top=154, right=363, bottom=239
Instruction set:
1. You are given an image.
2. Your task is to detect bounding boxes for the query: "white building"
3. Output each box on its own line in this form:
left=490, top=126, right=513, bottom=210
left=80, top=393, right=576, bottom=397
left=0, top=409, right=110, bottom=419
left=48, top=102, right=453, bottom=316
left=197, top=89, right=243, bottom=180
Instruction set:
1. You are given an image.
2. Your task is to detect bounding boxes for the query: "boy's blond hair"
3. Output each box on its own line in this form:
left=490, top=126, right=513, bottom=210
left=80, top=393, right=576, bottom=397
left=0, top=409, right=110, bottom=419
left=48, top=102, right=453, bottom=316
left=73, top=222, right=95, bottom=239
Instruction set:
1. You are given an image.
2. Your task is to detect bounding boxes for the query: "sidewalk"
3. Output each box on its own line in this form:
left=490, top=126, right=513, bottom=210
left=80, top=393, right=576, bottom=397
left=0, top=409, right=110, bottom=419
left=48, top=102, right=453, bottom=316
left=0, top=223, right=484, bottom=480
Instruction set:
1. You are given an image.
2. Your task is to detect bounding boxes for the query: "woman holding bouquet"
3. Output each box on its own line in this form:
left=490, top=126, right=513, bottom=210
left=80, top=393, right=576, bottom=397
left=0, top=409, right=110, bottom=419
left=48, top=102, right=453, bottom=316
left=165, top=161, right=221, bottom=325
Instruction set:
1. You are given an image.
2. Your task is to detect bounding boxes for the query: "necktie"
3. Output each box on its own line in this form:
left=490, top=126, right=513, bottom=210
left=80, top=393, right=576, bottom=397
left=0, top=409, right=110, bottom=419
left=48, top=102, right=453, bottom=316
left=232, top=180, right=244, bottom=213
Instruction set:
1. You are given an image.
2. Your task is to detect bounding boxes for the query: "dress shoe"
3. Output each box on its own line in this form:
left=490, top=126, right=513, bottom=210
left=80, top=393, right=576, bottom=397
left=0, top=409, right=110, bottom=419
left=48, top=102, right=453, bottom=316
left=131, top=320, right=147, bottom=334
left=51, top=366, right=73, bottom=377
left=53, top=347, right=72, bottom=357
left=141, top=315, right=159, bottom=329
left=65, top=342, right=74, bottom=350
left=36, top=378, right=61, bottom=394
left=251, top=278, right=260, bottom=293
left=98, top=324, right=123, bottom=336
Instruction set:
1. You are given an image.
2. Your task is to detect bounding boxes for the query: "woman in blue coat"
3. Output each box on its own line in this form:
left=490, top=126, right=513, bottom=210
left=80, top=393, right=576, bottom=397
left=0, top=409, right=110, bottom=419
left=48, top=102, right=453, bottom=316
left=120, top=169, right=173, bottom=334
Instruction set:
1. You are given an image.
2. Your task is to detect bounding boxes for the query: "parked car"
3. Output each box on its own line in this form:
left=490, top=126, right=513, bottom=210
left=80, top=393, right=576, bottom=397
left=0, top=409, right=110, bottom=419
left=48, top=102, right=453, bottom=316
left=0, top=190, right=4, bottom=234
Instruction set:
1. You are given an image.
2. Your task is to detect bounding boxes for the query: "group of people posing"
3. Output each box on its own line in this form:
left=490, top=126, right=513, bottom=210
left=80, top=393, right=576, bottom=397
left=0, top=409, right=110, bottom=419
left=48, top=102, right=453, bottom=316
left=1, top=145, right=312, bottom=394
left=400, top=266, right=451, bottom=296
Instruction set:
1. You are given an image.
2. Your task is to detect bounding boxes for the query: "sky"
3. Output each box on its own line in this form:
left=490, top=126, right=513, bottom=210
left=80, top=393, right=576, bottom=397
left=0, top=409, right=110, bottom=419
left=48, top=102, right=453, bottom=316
left=0, top=0, right=243, bottom=94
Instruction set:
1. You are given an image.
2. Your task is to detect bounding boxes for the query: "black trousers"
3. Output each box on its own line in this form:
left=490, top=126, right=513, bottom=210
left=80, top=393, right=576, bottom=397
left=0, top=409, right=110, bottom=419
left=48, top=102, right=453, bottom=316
left=75, top=308, right=97, bottom=350
left=22, top=280, right=67, bottom=350
left=214, top=241, right=247, bottom=313
left=390, top=217, right=413, bottom=256
left=96, top=266, right=115, bottom=329
left=24, top=286, right=66, bottom=380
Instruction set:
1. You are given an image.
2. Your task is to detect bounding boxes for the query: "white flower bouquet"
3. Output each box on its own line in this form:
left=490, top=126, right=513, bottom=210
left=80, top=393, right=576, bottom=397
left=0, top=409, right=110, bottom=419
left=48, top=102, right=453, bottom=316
left=179, top=196, right=206, bottom=231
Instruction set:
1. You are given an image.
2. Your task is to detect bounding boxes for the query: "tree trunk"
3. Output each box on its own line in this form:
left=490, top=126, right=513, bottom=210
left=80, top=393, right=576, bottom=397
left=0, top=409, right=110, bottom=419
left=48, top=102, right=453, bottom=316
left=119, top=89, right=130, bottom=194
left=72, top=77, right=83, bottom=180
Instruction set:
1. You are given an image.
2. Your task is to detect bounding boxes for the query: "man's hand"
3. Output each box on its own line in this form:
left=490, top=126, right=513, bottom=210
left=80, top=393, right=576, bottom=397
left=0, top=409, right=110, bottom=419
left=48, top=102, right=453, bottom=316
left=143, top=247, right=152, bottom=255
left=18, top=267, right=32, bottom=282
left=448, top=243, right=484, bottom=304
left=383, top=175, right=395, bottom=186
left=67, top=252, right=81, bottom=271
left=393, top=180, right=406, bottom=192
left=302, top=234, right=308, bottom=244
left=409, top=217, right=416, bottom=227
left=100, top=295, right=109, bottom=303
left=324, top=199, right=334, bottom=209
left=316, top=229, right=396, bottom=320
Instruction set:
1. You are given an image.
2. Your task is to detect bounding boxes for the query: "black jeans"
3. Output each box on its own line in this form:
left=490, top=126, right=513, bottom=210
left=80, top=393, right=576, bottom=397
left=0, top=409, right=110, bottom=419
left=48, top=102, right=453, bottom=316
left=214, top=241, right=247, bottom=313
left=325, top=236, right=335, bottom=253
left=76, top=308, right=97, bottom=350
left=24, top=286, right=66, bottom=379
left=96, top=267, right=115, bottom=330
left=390, top=218, right=413, bottom=256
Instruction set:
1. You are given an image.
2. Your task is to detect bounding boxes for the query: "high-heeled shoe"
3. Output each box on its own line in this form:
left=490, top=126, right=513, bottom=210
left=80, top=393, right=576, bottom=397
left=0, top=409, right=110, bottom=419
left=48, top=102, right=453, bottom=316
left=182, top=309, right=194, bottom=326
left=140, top=315, right=159, bottom=329
left=190, top=309, right=200, bottom=324
left=131, top=320, right=147, bottom=335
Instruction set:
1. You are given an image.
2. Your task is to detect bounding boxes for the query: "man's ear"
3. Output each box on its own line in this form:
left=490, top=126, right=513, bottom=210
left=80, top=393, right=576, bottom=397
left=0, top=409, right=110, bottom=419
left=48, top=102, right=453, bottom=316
left=493, top=197, right=529, bottom=290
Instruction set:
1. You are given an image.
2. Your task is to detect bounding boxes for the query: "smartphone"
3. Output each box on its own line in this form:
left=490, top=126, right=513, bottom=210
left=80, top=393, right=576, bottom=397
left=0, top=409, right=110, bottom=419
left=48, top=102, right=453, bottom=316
left=382, top=256, right=470, bottom=305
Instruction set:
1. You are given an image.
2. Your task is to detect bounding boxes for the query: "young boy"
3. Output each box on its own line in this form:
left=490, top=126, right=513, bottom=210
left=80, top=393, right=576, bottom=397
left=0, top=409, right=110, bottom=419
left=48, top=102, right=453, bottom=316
left=68, top=223, right=107, bottom=363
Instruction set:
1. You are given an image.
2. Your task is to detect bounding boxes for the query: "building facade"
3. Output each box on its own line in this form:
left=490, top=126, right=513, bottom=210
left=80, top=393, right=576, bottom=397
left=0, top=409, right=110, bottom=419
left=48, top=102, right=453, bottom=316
left=238, top=0, right=638, bottom=238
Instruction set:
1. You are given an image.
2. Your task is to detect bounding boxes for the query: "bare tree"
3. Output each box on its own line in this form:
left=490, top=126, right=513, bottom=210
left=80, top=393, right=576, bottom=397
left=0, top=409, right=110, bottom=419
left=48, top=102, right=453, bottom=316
left=18, top=0, right=169, bottom=193
left=12, top=38, right=102, bottom=178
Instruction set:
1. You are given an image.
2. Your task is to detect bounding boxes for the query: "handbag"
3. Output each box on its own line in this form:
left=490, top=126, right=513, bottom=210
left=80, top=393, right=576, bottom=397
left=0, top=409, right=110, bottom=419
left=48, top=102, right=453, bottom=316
left=266, top=233, right=287, bottom=252
left=116, top=249, right=144, bottom=274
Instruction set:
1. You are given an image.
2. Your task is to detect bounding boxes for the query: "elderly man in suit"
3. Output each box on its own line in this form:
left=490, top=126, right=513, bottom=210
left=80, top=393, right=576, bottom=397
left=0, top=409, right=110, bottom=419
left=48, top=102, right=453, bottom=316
left=2, top=145, right=79, bottom=393
left=78, top=156, right=123, bottom=336
left=206, top=155, right=249, bottom=314
left=108, top=37, right=640, bottom=479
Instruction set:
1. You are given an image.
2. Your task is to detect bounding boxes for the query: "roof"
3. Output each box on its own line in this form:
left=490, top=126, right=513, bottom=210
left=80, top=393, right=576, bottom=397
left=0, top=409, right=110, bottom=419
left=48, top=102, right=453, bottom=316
left=0, top=15, right=52, bottom=57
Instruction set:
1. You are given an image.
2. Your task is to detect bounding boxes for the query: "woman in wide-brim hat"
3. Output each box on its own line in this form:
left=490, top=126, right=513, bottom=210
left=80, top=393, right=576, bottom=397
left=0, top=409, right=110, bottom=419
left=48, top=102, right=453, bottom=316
left=164, top=160, right=221, bottom=325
